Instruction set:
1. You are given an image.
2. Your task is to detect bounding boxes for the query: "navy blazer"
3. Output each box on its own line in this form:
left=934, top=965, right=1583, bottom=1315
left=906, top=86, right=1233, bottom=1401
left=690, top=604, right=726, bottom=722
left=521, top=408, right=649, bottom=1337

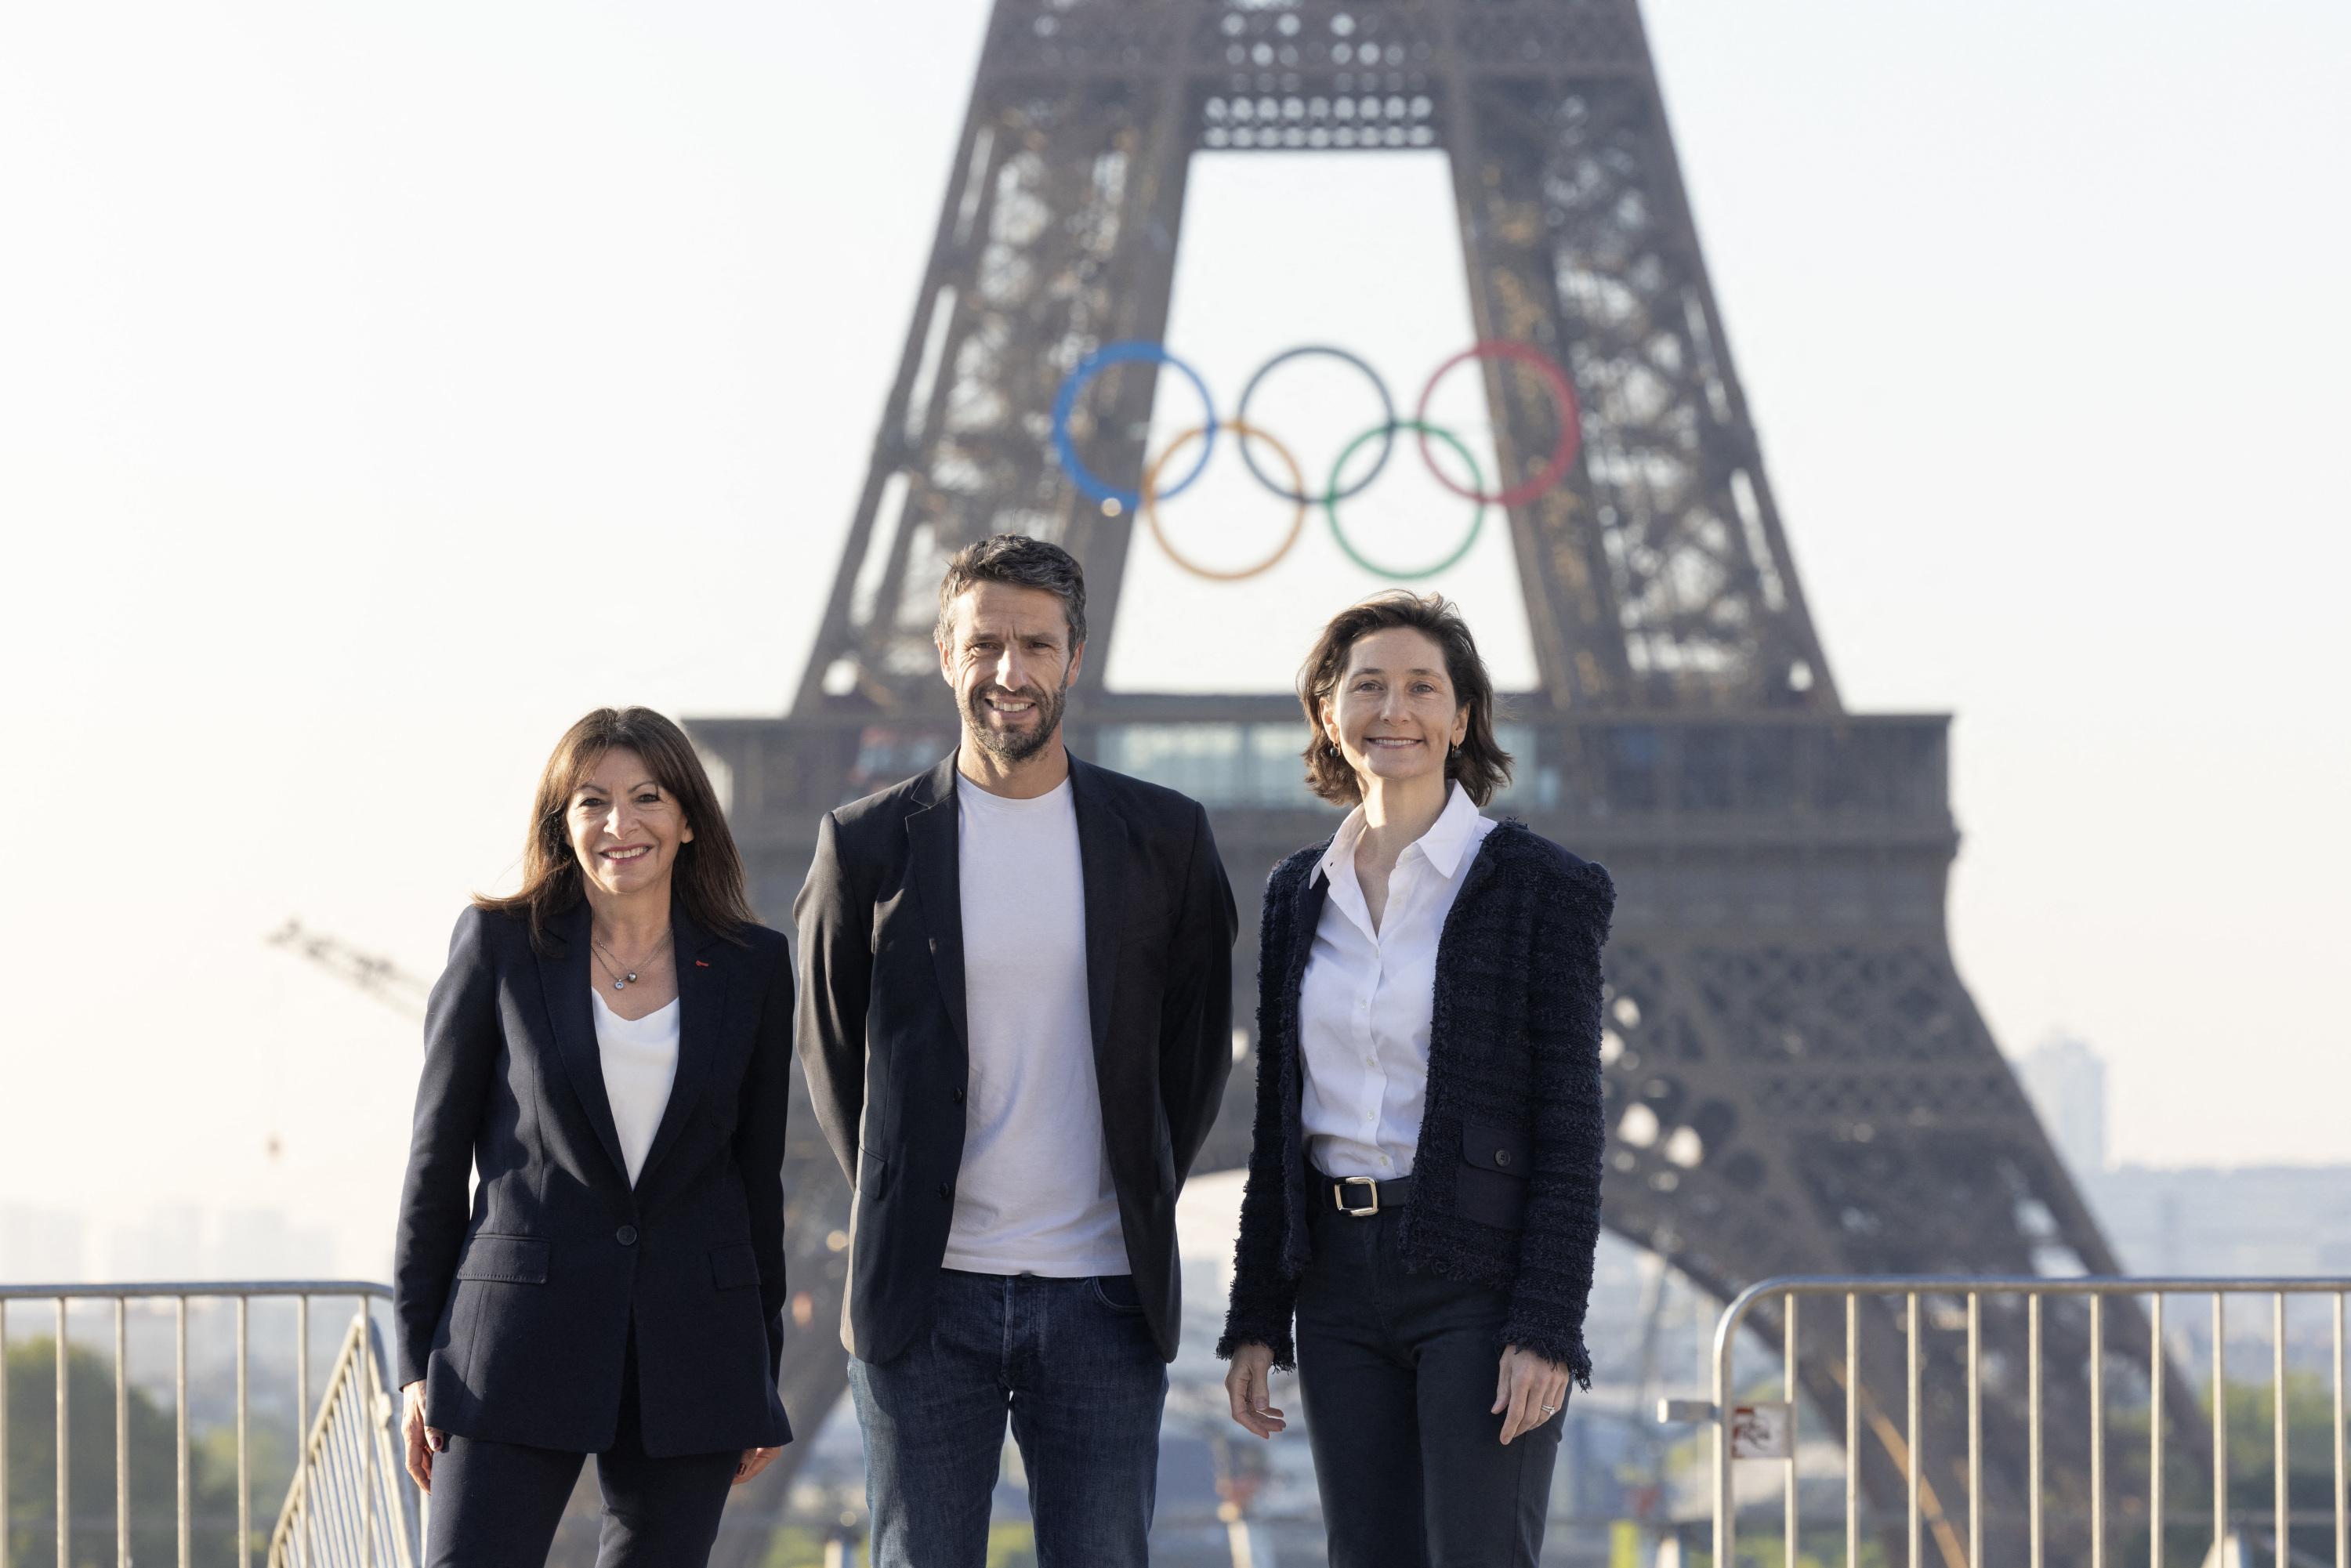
left=392, top=899, right=795, bottom=1458
left=793, top=754, right=1238, bottom=1367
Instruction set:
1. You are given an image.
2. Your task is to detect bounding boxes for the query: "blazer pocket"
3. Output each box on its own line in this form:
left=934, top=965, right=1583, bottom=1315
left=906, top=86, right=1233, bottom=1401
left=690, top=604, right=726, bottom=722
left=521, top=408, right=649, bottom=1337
left=709, top=1242, right=760, bottom=1291
left=1455, top=1121, right=1533, bottom=1231
left=857, top=1146, right=889, bottom=1199
left=453, top=1233, right=549, bottom=1285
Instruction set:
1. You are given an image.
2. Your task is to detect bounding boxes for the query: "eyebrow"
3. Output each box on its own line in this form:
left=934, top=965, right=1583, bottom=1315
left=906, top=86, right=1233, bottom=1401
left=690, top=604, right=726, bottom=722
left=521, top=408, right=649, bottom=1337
left=574, top=778, right=663, bottom=796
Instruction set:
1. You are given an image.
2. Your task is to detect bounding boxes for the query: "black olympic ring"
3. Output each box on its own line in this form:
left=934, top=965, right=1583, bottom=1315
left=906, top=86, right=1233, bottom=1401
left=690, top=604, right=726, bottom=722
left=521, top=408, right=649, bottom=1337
left=1233, top=345, right=1397, bottom=507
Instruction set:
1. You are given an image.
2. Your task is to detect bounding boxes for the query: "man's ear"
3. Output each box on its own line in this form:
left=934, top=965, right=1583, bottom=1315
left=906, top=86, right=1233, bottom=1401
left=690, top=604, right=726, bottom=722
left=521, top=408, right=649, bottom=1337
left=1064, top=637, right=1087, bottom=689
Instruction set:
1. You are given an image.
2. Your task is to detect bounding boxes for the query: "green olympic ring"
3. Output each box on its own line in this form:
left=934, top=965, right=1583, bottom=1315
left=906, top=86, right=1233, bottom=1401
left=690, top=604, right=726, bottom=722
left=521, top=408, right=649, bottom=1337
left=1323, top=419, right=1488, bottom=581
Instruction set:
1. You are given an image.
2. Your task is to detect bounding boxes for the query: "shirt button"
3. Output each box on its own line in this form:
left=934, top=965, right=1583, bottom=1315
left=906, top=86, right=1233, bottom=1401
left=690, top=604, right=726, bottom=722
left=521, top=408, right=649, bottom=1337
left=1380, top=1155, right=1393, bottom=1168
left=614, top=1225, right=638, bottom=1246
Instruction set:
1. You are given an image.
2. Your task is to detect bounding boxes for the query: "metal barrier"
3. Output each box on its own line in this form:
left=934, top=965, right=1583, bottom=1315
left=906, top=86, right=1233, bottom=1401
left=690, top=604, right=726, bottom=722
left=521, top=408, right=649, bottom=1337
left=1686, top=1276, right=2349, bottom=1568
left=0, top=1281, right=418, bottom=1568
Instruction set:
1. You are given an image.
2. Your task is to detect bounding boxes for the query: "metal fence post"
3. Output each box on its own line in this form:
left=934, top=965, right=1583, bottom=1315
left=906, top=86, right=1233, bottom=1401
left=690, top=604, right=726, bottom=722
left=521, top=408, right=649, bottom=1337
left=55, top=1298, right=70, bottom=1568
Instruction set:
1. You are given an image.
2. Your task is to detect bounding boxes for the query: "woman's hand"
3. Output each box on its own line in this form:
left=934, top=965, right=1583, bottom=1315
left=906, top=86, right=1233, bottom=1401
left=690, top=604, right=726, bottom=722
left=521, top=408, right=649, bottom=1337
left=1492, top=1345, right=1570, bottom=1445
left=400, top=1382, right=446, bottom=1491
left=1223, top=1343, right=1286, bottom=1439
left=734, top=1446, right=784, bottom=1487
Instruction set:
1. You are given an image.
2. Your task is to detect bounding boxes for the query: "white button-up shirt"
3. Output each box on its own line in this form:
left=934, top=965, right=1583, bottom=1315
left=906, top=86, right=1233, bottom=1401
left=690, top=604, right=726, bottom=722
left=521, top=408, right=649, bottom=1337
left=1299, top=783, right=1498, bottom=1179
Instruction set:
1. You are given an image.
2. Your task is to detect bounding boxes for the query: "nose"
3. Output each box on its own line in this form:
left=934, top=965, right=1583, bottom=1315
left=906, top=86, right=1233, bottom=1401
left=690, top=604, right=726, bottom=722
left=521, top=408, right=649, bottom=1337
left=1379, top=684, right=1409, bottom=722
left=992, top=646, right=1031, bottom=694
left=603, top=798, right=636, bottom=842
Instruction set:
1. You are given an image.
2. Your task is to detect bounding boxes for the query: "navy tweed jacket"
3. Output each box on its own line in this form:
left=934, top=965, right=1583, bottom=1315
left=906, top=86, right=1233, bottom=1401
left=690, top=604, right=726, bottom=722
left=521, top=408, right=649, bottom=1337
left=1216, top=820, right=1614, bottom=1383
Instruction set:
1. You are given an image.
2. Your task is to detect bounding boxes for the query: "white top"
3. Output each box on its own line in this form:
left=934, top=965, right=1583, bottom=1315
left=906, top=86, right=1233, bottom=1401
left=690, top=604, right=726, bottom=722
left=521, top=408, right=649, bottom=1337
left=1299, top=783, right=1498, bottom=1179
left=940, top=776, right=1129, bottom=1277
left=592, top=990, right=679, bottom=1187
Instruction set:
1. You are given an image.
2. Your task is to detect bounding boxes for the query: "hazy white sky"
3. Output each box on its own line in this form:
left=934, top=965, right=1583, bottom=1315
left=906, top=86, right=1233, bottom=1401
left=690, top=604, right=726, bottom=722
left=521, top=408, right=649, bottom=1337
left=2, top=1, right=2345, bottom=1273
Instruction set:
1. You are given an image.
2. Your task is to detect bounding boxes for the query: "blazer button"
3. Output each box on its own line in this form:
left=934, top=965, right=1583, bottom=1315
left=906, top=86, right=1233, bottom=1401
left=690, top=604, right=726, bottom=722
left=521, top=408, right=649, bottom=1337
left=936, top=1182, right=953, bottom=1200
left=615, top=1225, right=639, bottom=1245
left=1494, top=1150, right=1512, bottom=1168
left=952, top=1087, right=966, bottom=1105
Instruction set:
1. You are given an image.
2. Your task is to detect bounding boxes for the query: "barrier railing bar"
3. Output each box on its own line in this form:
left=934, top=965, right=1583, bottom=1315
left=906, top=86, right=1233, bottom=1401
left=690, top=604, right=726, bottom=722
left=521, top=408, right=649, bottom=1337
left=1847, top=1291, right=1859, bottom=1568
left=2214, top=1295, right=2227, bottom=1563
left=1784, top=1295, right=1799, bottom=1566
left=2277, top=1293, right=2289, bottom=1568
left=1712, top=1286, right=1733, bottom=1566
left=2335, top=1290, right=2345, bottom=1568
left=1907, top=1291, right=1921, bottom=1568
left=177, top=1296, right=191, bottom=1568
left=298, top=1293, right=312, bottom=1565
left=238, top=1297, right=252, bottom=1568
left=56, top=1298, right=70, bottom=1568
left=2089, top=1293, right=2104, bottom=1568
left=1, top=1300, right=11, bottom=1568
left=2030, top=1291, right=2044, bottom=1568
left=1967, top=1291, right=1981, bottom=1568
left=115, top=1300, right=130, bottom=1568
left=2151, top=1293, right=2165, bottom=1568
left=360, top=1302, right=377, bottom=1568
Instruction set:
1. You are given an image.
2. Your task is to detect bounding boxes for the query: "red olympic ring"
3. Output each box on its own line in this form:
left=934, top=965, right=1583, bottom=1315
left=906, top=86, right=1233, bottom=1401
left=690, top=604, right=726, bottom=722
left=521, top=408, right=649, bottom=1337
left=1411, top=340, right=1583, bottom=509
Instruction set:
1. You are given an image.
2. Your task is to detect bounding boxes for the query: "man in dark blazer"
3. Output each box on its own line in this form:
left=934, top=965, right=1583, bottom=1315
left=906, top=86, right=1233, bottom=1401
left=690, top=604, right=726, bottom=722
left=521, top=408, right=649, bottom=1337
left=795, top=534, right=1237, bottom=1568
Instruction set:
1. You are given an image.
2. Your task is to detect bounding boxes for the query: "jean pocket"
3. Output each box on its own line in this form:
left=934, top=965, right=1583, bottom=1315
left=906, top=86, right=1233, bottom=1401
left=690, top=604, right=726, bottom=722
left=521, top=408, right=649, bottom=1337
left=1089, top=1274, right=1146, bottom=1313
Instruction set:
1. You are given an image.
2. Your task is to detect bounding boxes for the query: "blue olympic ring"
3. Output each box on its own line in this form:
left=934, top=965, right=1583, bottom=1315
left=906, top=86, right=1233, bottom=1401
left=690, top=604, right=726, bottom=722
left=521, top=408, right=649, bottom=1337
left=1051, top=341, right=1219, bottom=511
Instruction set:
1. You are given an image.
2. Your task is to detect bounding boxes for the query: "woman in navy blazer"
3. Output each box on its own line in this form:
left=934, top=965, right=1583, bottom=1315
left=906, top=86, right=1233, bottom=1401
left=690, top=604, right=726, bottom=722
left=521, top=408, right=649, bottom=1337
left=393, top=707, right=794, bottom=1566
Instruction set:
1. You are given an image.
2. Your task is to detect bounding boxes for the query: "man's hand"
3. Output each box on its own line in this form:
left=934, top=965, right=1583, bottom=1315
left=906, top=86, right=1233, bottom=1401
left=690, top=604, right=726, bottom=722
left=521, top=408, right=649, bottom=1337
left=400, top=1382, right=447, bottom=1491
left=734, top=1446, right=784, bottom=1487
left=1223, top=1343, right=1286, bottom=1439
left=1492, top=1345, right=1570, bottom=1445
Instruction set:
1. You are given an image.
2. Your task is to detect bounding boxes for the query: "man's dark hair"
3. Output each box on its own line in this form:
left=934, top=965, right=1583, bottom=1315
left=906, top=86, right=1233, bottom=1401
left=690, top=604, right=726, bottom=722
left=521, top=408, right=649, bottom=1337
left=934, top=534, right=1089, bottom=650
left=1298, top=591, right=1513, bottom=807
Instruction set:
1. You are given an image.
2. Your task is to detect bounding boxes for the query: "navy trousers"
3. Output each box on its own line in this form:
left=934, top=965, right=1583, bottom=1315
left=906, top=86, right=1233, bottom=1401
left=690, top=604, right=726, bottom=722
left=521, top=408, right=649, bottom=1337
left=423, top=1335, right=741, bottom=1568
left=1295, top=1202, right=1564, bottom=1568
left=848, top=1269, right=1168, bottom=1568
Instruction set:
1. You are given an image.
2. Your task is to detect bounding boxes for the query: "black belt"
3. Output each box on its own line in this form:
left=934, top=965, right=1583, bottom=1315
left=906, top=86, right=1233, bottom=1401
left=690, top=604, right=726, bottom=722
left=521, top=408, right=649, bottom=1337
left=1316, top=1170, right=1414, bottom=1217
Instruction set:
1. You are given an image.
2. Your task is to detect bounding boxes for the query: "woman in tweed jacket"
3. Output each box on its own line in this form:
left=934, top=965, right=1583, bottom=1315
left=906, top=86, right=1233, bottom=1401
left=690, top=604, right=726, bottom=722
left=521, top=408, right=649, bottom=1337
left=1219, top=592, right=1613, bottom=1568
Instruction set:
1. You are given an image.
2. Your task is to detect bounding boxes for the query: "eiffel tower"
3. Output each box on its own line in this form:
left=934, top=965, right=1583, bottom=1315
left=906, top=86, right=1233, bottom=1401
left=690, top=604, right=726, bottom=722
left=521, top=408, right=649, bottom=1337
left=687, top=2, right=2166, bottom=1559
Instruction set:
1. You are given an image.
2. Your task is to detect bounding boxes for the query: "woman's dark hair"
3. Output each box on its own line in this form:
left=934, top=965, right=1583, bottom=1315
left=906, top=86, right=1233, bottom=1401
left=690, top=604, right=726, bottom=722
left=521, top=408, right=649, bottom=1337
left=475, top=707, right=755, bottom=951
left=1298, top=592, right=1512, bottom=808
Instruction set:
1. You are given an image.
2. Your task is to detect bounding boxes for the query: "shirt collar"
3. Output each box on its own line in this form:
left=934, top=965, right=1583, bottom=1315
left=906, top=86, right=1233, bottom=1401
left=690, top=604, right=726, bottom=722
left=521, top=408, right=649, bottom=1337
left=1310, top=784, right=1484, bottom=885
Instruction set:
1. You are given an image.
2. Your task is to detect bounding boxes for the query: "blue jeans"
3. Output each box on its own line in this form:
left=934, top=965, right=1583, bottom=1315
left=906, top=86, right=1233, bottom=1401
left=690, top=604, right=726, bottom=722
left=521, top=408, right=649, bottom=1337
left=847, top=1269, right=1167, bottom=1568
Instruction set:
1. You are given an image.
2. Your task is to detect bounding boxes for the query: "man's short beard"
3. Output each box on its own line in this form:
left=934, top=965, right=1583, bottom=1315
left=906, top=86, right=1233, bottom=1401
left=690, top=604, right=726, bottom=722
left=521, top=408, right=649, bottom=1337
left=965, top=678, right=1068, bottom=763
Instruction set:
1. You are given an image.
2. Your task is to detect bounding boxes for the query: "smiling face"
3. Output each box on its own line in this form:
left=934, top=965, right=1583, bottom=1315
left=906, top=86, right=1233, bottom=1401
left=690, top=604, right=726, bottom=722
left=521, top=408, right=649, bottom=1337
left=937, top=580, right=1085, bottom=765
left=1320, top=626, right=1469, bottom=798
left=564, top=747, right=694, bottom=900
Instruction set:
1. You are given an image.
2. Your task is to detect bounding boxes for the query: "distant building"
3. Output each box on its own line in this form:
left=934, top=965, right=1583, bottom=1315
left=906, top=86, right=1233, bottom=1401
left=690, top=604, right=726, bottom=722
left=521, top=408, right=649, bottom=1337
left=0, top=1206, right=88, bottom=1281
left=2018, top=1035, right=2107, bottom=1178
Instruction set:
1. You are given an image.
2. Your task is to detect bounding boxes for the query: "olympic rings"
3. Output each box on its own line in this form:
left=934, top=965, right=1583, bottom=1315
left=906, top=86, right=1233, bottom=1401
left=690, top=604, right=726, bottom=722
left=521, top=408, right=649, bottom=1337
left=1141, top=420, right=1309, bottom=582
left=1325, top=420, right=1487, bottom=581
left=1049, top=339, right=1579, bottom=581
left=1413, top=340, right=1582, bottom=509
left=1233, top=345, right=1396, bottom=506
left=1052, top=341, right=1218, bottom=511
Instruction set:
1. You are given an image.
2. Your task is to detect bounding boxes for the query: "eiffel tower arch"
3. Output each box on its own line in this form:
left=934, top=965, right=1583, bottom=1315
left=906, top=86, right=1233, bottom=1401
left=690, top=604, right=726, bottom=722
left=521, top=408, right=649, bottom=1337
left=688, top=2, right=2163, bottom=1559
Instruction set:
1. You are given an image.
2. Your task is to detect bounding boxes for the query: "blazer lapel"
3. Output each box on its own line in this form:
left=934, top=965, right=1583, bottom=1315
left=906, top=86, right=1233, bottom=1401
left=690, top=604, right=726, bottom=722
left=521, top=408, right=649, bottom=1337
left=634, top=902, right=728, bottom=1190
left=904, top=756, right=970, bottom=1053
left=1068, top=756, right=1128, bottom=1070
left=535, top=902, right=631, bottom=1188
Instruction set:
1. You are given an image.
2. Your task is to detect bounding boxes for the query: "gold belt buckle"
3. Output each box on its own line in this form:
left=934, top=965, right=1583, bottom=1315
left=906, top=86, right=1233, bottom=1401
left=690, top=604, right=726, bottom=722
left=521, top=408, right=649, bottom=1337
left=1336, top=1176, right=1380, bottom=1217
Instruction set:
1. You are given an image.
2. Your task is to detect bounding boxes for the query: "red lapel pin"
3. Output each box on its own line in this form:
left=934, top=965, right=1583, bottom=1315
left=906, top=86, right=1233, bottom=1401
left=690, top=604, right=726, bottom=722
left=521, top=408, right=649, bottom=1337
left=694, top=959, right=712, bottom=968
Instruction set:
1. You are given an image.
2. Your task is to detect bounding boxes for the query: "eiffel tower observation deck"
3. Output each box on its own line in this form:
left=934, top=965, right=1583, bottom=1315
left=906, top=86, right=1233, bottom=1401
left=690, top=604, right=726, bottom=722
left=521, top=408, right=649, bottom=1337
left=684, top=0, right=2145, bottom=1555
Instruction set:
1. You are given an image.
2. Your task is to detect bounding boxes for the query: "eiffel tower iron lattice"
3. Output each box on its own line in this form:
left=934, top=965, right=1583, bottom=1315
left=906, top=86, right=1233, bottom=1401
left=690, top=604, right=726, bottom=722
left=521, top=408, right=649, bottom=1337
left=686, top=3, right=2173, bottom=1561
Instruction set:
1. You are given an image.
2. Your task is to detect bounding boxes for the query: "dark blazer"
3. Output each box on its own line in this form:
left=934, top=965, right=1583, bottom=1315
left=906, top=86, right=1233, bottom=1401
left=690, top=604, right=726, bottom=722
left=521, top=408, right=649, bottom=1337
left=794, top=753, right=1238, bottom=1367
left=1218, top=822, right=1614, bottom=1384
left=393, top=899, right=795, bottom=1458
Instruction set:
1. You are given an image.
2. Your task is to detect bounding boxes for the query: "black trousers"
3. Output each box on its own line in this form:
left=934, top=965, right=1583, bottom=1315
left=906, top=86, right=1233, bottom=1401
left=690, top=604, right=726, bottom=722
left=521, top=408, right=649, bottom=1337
left=425, top=1336, right=740, bottom=1568
left=1295, top=1201, right=1563, bottom=1568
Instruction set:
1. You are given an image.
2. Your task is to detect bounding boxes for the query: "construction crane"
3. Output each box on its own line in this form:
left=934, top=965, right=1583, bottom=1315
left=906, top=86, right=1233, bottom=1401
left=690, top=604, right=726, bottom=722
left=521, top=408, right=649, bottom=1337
left=266, top=917, right=432, bottom=1019
left=262, top=918, right=433, bottom=1160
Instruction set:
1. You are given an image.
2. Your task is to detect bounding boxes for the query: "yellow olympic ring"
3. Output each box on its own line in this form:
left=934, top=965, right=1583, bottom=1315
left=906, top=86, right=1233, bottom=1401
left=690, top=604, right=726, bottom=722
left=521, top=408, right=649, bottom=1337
left=1139, top=418, right=1308, bottom=583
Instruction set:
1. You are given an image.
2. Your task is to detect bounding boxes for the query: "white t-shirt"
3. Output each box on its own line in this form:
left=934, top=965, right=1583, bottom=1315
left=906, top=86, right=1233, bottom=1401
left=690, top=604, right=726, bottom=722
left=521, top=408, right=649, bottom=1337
left=940, top=775, right=1128, bottom=1277
left=592, top=989, right=679, bottom=1187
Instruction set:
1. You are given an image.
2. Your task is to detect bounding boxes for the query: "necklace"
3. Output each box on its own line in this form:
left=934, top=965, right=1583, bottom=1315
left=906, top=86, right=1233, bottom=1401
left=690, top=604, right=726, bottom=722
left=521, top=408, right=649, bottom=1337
left=591, top=929, right=670, bottom=990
